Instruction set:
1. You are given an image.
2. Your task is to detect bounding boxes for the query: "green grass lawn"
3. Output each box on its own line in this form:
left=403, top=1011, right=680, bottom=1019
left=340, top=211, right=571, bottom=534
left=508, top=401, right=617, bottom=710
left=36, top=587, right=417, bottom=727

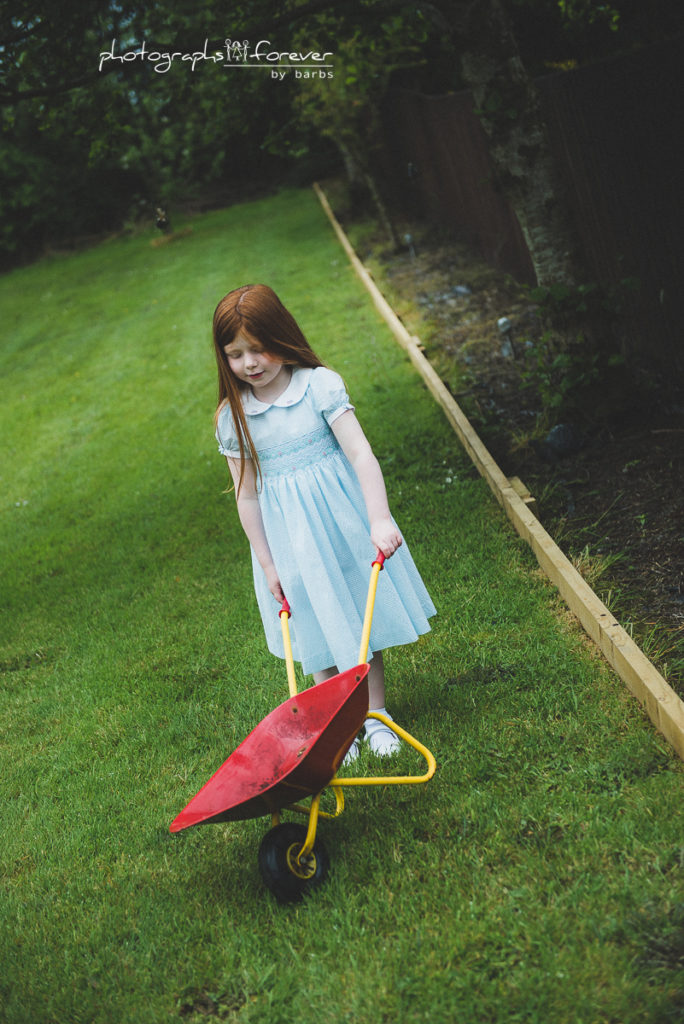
left=1, top=188, right=682, bottom=1024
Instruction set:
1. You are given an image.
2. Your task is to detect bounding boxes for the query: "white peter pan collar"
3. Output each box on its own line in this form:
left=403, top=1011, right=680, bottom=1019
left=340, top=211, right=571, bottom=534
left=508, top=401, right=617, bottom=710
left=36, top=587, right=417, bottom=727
left=242, top=366, right=313, bottom=415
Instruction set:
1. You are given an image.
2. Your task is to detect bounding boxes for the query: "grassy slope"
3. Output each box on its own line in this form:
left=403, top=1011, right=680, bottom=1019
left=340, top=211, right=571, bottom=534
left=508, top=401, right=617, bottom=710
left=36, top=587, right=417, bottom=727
left=1, top=190, right=682, bottom=1024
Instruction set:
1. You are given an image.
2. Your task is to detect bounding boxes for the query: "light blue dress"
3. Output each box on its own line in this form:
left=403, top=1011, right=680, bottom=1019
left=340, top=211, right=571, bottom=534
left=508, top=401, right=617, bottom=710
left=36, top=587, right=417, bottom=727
left=216, top=366, right=436, bottom=674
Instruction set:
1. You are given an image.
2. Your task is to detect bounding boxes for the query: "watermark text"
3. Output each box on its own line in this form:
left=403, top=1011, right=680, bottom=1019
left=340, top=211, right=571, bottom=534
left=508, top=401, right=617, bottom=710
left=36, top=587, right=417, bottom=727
left=98, top=39, right=334, bottom=75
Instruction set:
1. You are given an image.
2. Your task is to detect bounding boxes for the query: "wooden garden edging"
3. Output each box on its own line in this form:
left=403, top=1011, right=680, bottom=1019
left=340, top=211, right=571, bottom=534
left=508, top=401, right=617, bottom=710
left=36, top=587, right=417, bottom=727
left=314, top=182, right=684, bottom=760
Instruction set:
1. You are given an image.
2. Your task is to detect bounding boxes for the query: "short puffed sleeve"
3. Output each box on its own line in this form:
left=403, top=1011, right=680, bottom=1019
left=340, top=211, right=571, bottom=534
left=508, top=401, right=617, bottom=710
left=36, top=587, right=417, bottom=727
left=215, top=405, right=246, bottom=459
left=308, top=366, right=355, bottom=425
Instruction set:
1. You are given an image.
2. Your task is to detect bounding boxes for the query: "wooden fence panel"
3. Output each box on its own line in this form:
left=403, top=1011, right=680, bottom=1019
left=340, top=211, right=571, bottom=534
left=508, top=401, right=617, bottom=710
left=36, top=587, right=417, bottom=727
left=538, top=40, right=683, bottom=371
left=380, top=38, right=684, bottom=372
left=381, top=89, right=536, bottom=284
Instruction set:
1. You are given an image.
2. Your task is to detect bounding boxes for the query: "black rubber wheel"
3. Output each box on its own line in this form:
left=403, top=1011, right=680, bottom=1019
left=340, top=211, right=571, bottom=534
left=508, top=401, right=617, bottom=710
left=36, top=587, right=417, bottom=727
left=258, top=822, right=330, bottom=902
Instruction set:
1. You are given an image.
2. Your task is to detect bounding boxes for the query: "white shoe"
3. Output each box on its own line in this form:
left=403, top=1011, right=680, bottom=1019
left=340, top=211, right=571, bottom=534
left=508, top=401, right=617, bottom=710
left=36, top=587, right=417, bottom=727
left=342, top=736, right=360, bottom=766
left=365, top=715, right=401, bottom=756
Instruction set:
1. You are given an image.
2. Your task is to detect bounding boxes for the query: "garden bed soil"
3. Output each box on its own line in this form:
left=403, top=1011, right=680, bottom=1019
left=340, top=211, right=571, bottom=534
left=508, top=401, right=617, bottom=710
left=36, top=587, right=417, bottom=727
left=336, top=207, right=684, bottom=696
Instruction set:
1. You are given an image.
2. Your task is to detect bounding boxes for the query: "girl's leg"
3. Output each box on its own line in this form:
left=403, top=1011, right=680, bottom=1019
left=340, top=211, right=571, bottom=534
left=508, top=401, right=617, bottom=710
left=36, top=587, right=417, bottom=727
left=312, top=666, right=338, bottom=685
left=313, top=654, right=399, bottom=756
left=313, top=665, right=360, bottom=764
left=314, top=655, right=385, bottom=706
left=366, top=651, right=400, bottom=755
left=367, top=650, right=385, bottom=709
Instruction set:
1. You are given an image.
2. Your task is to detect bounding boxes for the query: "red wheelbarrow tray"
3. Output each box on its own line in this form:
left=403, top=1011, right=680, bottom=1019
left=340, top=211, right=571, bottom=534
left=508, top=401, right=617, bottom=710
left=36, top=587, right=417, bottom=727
left=170, top=664, right=369, bottom=832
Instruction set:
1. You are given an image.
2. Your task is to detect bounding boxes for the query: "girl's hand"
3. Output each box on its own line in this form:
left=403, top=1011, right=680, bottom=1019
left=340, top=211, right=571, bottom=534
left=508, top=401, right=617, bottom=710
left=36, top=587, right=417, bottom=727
left=264, top=564, right=286, bottom=603
left=371, top=518, right=403, bottom=559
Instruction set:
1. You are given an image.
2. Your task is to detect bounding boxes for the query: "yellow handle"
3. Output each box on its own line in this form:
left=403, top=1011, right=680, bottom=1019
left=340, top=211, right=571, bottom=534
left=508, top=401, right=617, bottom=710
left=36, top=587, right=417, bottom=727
left=279, top=602, right=298, bottom=698
left=358, top=553, right=385, bottom=664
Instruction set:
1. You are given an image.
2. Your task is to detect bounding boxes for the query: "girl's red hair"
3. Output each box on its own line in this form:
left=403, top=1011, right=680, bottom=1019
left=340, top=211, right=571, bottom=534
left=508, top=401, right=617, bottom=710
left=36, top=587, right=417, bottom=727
left=212, top=284, right=323, bottom=493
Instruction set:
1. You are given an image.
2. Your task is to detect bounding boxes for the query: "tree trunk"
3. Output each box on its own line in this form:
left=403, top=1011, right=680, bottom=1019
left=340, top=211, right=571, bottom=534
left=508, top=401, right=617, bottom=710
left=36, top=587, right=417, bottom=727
left=338, top=139, right=365, bottom=191
left=459, top=0, right=581, bottom=288
left=362, top=168, right=401, bottom=251
left=337, top=139, right=401, bottom=251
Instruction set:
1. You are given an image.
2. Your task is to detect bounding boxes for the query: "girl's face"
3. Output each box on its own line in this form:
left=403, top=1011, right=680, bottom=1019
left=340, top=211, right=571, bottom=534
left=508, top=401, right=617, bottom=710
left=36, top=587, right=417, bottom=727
left=223, top=331, right=287, bottom=397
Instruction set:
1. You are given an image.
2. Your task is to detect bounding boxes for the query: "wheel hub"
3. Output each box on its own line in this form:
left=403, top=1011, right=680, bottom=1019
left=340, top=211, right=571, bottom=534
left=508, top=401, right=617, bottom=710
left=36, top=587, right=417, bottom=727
left=286, top=843, right=317, bottom=880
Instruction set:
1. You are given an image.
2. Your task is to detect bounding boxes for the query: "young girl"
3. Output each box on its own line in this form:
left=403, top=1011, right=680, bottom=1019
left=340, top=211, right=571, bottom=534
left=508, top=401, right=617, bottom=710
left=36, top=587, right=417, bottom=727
left=213, top=284, right=435, bottom=760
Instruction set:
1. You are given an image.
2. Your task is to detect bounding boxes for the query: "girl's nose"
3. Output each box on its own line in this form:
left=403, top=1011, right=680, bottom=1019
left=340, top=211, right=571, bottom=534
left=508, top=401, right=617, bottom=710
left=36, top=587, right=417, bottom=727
left=244, top=352, right=258, bottom=369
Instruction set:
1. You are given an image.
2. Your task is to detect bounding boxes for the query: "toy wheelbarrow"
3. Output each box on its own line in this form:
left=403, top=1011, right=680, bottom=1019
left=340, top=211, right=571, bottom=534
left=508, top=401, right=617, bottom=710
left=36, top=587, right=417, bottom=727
left=170, top=552, right=436, bottom=901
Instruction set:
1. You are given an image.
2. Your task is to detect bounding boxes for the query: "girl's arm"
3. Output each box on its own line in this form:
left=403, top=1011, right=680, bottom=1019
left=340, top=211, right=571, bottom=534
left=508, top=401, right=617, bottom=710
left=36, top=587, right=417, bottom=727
left=331, top=410, right=403, bottom=558
left=226, top=457, right=285, bottom=602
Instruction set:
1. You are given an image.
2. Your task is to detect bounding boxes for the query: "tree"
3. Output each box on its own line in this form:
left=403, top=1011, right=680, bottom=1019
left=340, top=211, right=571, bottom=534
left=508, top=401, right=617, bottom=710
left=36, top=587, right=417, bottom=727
left=0, top=2, right=148, bottom=104
left=2, top=0, right=676, bottom=281
left=292, top=26, right=425, bottom=249
left=455, top=0, right=582, bottom=288
left=0, top=1, right=304, bottom=264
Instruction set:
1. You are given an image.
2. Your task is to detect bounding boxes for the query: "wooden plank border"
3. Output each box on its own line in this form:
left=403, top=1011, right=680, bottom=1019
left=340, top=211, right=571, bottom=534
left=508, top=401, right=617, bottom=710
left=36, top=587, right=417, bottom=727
left=313, top=182, right=684, bottom=760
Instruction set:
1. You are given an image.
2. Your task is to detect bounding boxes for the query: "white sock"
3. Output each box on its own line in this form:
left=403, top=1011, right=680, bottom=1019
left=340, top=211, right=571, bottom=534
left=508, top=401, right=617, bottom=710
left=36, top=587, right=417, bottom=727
left=365, top=708, right=400, bottom=755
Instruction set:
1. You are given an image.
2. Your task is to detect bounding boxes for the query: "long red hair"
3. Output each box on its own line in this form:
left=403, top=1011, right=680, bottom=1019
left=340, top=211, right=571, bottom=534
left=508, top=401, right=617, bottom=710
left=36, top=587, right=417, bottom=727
left=213, top=284, right=324, bottom=493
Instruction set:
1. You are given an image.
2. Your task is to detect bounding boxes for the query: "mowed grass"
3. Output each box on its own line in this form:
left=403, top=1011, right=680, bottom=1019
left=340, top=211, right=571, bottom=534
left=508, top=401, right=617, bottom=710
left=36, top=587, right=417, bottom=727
left=1, top=189, right=682, bottom=1024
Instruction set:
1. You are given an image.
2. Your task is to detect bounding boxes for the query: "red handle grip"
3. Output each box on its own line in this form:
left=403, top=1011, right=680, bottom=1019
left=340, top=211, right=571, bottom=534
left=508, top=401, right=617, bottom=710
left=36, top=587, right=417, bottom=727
left=279, top=598, right=291, bottom=618
left=373, top=550, right=386, bottom=568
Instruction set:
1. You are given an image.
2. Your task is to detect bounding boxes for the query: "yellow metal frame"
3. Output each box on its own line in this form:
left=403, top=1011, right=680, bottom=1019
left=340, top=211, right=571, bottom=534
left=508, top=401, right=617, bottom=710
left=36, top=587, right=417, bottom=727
left=330, top=713, right=436, bottom=788
left=277, top=555, right=436, bottom=863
